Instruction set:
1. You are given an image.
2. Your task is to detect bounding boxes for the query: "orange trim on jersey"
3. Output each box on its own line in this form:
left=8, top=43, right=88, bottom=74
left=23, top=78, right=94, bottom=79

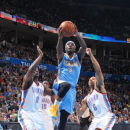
left=22, top=82, right=34, bottom=91
left=89, top=90, right=94, bottom=95
left=105, top=114, right=115, bottom=130
left=96, top=128, right=103, bottom=130
left=37, top=82, right=41, bottom=87
left=20, top=111, right=26, bottom=129
left=95, top=89, right=107, bottom=95
left=65, top=53, right=74, bottom=59
left=102, top=95, right=110, bottom=112
left=22, top=90, right=28, bottom=109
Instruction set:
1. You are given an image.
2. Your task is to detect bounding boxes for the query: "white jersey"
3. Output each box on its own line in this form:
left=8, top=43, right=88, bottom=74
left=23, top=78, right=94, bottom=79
left=86, top=89, right=112, bottom=118
left=38, top=95, right=52, bottom=115
left=82, top=107, right=90, bottom=118
left=20, top=82, right=44, bottom=112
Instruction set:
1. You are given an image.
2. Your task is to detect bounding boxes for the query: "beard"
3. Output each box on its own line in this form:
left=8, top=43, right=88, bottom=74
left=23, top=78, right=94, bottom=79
left=66, top=50, right=74, bottom=55
left=33, top=75, right=39, bottom=80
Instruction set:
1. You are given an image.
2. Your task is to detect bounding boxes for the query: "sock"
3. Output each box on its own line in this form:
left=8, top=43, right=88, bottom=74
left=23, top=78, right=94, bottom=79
left=54, top=99, right=60, bottom=106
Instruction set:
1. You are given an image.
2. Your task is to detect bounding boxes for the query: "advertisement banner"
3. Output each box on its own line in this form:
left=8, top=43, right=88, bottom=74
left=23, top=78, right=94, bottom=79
left=0, top=11, right=127, bottom=43
left=5, top=57, right=58, bottom=71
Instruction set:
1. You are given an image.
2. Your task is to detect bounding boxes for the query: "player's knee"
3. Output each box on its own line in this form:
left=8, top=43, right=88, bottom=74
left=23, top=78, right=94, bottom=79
left=58, top=82, right=71, bottom=98
left=63, top=82, right=71, bottom=90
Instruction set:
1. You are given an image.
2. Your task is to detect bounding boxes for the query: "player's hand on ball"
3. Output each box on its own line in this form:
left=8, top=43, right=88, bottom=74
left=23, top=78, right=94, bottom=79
left=86, top=48, right=92, bottom=56
left=58, top=26, right=63, bottom=38
left=37, top=45, right=43, bottom=56
left=74, top=24, right=78, bottom=36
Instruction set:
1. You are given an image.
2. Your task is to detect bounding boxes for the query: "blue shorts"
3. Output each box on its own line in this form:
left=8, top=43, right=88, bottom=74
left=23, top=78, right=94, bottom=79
left=53, top=82, right=76, bottom=114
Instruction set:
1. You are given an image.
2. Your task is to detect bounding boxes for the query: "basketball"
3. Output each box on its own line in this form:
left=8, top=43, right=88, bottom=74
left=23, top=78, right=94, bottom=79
left=60, top=21, right=75, bottom=37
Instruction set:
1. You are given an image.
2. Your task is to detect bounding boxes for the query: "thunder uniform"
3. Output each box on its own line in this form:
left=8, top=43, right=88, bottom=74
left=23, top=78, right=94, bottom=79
left=53, top=53, right=81, bottom=114
left=18, top=82, right=46, bottom=130
left=38, top=95, right=53, bottom=130
left=86, top=89, right=115, bottom=130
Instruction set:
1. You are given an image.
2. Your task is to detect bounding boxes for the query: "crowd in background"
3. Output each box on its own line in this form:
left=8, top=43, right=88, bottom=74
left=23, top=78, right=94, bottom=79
left=0, top=38, right=130, bottom=75
left=1, top=0, right=130, bottom=37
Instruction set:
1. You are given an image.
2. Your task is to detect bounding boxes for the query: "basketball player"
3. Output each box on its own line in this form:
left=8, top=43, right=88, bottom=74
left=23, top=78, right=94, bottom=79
left=80, top=48, right=116, bottom=130
left=50, top=25, right=87, bottom=130
left=38, top=81, right=55, bottom=130
left=75, top=102, right=92, bottom=130
left=18, top=46, right=55, bottom=130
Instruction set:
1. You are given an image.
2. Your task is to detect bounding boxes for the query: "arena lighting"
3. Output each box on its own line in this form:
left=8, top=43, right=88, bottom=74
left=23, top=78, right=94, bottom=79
left=0, top=11, right=127, bottom=43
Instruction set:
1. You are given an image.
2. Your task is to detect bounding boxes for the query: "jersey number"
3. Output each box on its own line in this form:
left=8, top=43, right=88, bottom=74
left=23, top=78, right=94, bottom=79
left=93, top=104, right=97, bottom=111
left=36, top=96, right=39, bottom=103
left=42, top=104, right=47, bottom=109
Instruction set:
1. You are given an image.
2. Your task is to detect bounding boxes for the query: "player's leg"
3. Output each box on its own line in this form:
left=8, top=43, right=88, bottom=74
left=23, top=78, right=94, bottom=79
left=88, top=117, right=99, bottom=130
left=18, top=110, right=35, bottom=130
left=42, top=115, right=53, bottom=130
left=50, top=82, right=71, bottom=118
left=96, top=113, right=116, bottom=130
left=58, top=110, right=70, bottom=130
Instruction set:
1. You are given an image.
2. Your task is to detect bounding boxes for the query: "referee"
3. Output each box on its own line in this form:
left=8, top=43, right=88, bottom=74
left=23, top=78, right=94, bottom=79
left=75, top=102, right=92, bottom=130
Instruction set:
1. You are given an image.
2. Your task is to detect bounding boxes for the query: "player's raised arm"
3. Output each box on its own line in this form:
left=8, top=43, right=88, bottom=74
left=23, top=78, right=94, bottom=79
left=86, top=48, right=106, bottom=93
left=74, top=25, right=87, bottom=63
left=22, top=45, right=43, bottom=90
left=56, top=27, right=64, bottom=62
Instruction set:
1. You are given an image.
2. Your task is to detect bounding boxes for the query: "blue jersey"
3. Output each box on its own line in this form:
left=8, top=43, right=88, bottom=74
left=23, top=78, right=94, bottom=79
left=57, top=53, right=81, bottom=88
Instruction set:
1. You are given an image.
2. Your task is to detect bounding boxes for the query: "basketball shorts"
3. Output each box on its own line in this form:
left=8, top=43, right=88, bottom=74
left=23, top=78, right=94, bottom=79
left=39, top=111, right=53, bottom=130
left=88, top=112, right=116, bottom=130
left=18, top=109, right=46, bottom=130
left=53, top=82, right=76, bottom=114
left=80, top=116, right=91, bottom=130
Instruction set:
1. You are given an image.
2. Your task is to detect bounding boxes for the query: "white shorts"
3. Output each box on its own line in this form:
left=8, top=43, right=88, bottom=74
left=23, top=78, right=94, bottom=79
left=39, top=111, right=54, bottom=130
left=18, top=109, right=46, bottom=130
left=88, top=112, right=116, bottom=130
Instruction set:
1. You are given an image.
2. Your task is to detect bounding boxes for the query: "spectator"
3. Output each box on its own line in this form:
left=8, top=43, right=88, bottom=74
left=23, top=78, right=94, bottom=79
left=6, top=110, right=12, bottom=119
left=2, top=113, right=8, bottom=122
left=12, top=109, right=17, bottom=119
left=0, top=104, right=7, bottom=113
left=10, top=102, right=18, bottom=111
left=9, top=114, right=17, bottom=122
left=0, top=114, right=6, bottom=130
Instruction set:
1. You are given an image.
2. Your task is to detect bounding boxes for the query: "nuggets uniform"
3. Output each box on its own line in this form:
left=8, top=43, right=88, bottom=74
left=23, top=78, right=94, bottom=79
left=86, top=89, right=115, bottom=130
left=38, top=95, right=53, bottom=130
left=53, top=53, right=81, bottom=114
left=18, top=82, right=46, bottom=130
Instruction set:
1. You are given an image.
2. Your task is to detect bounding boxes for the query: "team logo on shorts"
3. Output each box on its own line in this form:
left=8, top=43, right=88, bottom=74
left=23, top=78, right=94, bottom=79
left=69, top=68, right=73, bottom=73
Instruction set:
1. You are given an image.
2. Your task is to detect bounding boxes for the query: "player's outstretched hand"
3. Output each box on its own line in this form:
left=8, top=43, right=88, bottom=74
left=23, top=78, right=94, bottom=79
left=57, top=26, right=63, bottom=38
left=74, top=24, right=78, bottom=36
left=37, top=45, right=43, bottom=57
left=86, top=48, right=92, bottom=56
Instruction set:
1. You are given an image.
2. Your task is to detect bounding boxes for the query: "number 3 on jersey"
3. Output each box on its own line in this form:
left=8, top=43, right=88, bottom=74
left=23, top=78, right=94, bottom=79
left=93, top=104, right=97, bottom=111
left=36, top=96, right=39, bottom=103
